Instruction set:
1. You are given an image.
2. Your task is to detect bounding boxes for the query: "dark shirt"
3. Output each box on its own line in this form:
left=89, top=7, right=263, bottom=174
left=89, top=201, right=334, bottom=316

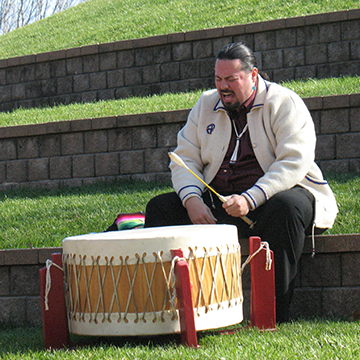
left=210, top=86, right=264, bottom=196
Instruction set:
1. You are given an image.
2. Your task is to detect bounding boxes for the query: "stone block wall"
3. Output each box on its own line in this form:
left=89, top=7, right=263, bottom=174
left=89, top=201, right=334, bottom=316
left=1, top=234, right=359, bottom=327
left=0, top=93, right=359, bottom=191
left=0, top=247, right=56, bottom=325
left=291, top=234, right=360, bottom=319
left=0, top=9, right=358, bottom=112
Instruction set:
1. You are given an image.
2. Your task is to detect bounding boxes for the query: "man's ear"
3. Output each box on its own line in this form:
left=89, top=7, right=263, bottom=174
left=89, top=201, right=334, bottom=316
left=252, top=67, right=258, bottom=82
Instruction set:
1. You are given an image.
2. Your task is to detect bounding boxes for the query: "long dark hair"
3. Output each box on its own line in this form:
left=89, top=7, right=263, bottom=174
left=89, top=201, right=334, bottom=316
left=216, top=42, right=270, bottom=80
left=216, top=42, right=257, bottom=73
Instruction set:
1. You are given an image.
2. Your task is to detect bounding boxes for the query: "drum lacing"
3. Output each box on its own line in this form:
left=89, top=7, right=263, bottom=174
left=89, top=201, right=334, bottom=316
left=63, top=245, right=244, bottom=324
left=219, top=244, right=242, bottom=308
left=240, top=241, right=272, bottom=274
left=139, top=253, right=158, bottom=323
left=124, top=255, right=140, bottom=323
left=64, top=252, right=180, bottom=324
left=169, top=256, right=186, bottom=310
left=94, top=256, right=109, bottom=324
left=44, top=259, right=63, bottom=311
left=108, top=256, right=124, bottom=323
left=158, top=252, right=178, bottom=321
left=187, top=244, right=242, bottom=314
left=73, top=254, right=93, bottom=322
left=208, top=248, right=221, bottom=306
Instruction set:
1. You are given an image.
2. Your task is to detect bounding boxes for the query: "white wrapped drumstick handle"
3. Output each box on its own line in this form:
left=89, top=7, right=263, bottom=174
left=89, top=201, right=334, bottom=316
left=168, top=152, right=255, bottom=228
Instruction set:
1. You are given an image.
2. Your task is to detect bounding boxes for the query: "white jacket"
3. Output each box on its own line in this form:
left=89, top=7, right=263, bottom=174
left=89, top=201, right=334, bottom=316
left=170, top=75, right=338, bottom=229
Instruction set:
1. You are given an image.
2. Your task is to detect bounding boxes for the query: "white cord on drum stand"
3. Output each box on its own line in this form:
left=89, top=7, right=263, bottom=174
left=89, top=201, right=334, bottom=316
left=240, top=241, right=272, bottom=274
left=44, top=259, right=64, bottom=311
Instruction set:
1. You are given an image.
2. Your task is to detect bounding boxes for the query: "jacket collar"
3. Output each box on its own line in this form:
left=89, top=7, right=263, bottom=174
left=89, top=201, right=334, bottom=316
left=213, top=75, right=269, bottom=113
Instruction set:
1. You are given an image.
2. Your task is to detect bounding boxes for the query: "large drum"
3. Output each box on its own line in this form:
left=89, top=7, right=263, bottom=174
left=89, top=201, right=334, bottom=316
left=62, top=224, right=243, bottom=336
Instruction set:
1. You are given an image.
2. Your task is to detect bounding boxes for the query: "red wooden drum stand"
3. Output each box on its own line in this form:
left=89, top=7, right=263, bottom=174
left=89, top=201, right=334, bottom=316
left=39, top=234, right=275, bottom=349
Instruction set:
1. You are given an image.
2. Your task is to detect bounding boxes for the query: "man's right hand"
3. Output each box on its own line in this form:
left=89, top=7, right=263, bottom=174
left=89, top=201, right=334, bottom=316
left=184, top=196, right=217, bottom=224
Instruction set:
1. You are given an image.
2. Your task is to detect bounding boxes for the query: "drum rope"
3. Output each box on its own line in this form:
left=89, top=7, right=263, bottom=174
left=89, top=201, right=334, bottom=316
left=124, top=256, right=140, bottom=322
left=208, top=249, right=221, bottom=307
left=220, top=245, right=241, bottom=306
left=219, top=249, right=231, bottom=304
left=70, top=256, right=79, bottom=320
left=82, top=255, right=94, bottom=321
left=140, top=253, right=158, bottom=322
left=199, top=250, right=210, bottom=312
left=169, top=256, right=186, bottom=310
left=44, top=259, right=63, bottom=311
left=62, top=242, right=244, bottom=327
left=158, top=252, right=178, bottom=320
left=108, top=257, right=124, bottom=322
left=94, top=257, right=108, bottom=323
left=190, top=250, right=208, bottom=312
left=240, top=241, right=272, bottom=274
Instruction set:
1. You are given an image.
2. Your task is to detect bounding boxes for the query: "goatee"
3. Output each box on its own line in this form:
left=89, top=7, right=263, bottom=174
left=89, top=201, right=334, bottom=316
left=223, top=101, right=240, bottom=111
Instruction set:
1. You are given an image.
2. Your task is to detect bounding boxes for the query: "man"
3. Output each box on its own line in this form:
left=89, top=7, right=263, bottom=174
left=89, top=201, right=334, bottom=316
left=145, top=42, right=338, bottom=323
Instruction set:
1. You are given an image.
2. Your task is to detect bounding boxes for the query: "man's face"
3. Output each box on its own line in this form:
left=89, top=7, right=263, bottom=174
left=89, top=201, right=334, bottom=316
left=215, top=59, right=258, bottom=111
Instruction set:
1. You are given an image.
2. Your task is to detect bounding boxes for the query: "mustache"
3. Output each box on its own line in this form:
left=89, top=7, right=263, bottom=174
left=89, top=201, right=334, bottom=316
left=220, top=90, right=234, bottom=95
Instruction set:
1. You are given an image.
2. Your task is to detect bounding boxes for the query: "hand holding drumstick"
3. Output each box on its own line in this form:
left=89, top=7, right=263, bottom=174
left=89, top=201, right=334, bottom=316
left=169, top=152, right=255, bottom=228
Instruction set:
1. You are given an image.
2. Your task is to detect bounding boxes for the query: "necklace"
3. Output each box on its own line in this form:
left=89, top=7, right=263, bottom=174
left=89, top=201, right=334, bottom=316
left=230, top=120, right=248, bottom=164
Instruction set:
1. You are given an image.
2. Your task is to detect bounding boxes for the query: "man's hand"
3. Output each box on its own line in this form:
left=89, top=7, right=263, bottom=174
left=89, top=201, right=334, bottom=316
left=185, top=197, right=217, bottom=224
left=222, top=194, right=250, bottom=217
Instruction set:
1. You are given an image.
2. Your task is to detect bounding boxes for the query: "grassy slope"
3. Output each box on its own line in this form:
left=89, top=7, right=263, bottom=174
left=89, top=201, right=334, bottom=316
left=0, top=173, right=358, bottom=249
left=0, top=0, right=359, bottom=60
left=0, top=76, right=358, bottom=127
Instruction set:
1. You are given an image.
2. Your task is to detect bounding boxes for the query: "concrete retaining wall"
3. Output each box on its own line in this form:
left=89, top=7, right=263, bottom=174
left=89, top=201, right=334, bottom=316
left=1, top=234, right=359, bottom=327
left=0, top=9, right=358, bottom=112
left=0, top=92, right=360, bottom=191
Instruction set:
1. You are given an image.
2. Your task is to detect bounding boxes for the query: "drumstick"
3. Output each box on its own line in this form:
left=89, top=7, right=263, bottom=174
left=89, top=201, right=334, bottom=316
left=168, top=152, right=255, bottom=228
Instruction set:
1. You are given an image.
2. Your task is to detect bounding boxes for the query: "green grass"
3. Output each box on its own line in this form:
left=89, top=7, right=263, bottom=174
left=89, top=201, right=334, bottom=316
left=0, top=172, right=358, bottom=250
left=0, top=181, right=173, bottom=249
left=0, top=75, right=359, bottom=128
left=327, top=172, right=360, bottom=234
left=1, top=319, right=360, bottom=359
left=282, top=76, right=360, bottom=98
left=0, top=90, right=205, bottom=127
left=0, top=0, right=358, bottom=60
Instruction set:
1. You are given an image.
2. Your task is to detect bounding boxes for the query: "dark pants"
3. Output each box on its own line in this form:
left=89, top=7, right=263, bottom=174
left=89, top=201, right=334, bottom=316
left=145, top=186, right=318, bottom=323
